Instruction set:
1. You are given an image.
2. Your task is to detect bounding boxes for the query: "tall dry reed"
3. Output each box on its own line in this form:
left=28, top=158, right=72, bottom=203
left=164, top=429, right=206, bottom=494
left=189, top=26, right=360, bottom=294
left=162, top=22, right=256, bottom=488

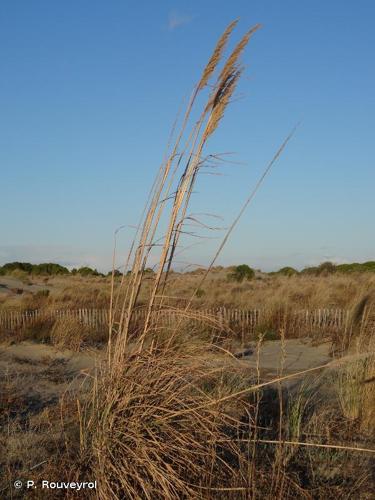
left=79, top=20, right=375, bottom=499
left=83, top=21, right=263, bottom=498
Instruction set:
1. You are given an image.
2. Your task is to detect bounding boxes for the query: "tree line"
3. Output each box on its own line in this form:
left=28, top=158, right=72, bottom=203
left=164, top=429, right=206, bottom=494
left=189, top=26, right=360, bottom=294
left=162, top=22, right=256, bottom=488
left=0, top=262, right=105, bottom=277
left=0, top=260, right=374, bottom=279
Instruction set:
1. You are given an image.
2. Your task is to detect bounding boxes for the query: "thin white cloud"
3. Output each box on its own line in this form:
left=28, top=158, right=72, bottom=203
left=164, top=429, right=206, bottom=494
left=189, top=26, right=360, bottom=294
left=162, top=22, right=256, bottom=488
left=168, top=10, right=192, bottom=30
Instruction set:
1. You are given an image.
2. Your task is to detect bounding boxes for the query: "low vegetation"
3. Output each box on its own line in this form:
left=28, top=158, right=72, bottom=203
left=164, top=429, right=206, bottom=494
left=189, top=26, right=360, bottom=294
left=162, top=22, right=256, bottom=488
left=228, top=264, right=255, bottom=282
left=1, top=269, right=374, bottom=315
left=0, top=261, right=104, bottom=277
left=2, top=259, right=374, bottom=278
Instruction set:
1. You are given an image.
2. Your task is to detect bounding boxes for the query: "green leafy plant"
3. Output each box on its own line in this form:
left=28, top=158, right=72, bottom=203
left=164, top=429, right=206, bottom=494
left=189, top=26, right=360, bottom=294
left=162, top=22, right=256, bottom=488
left=229, top=264, right=255, bottom=282
left=277, top=266, right=298, bottom=277
left=76, top=266, right=103, bottom=277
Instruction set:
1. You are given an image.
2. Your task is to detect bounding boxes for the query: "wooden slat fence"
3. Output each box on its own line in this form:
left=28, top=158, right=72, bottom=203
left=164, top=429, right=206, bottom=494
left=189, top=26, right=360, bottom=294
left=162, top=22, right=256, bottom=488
left=0, top=307, right=351, bottom=334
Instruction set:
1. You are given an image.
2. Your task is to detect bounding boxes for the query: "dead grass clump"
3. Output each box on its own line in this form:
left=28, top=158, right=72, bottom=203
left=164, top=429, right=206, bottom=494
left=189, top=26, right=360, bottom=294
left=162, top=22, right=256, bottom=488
left=50, top=316, right=107, bottom=351
left=336, top=347, right=375, bottom=433
left=253, top=304, right=306, bottom=340
left=50, top=317, right=89, bottom=351
left=0, top=369, right=84, bottom=498
left=18, top=316, right=55, bottom=343
left=82, top=347, right=243, bottom=499
left=333, top=293, right=375, bottom=433
left=360, top=354, right=375, bottom=432
left=336, top=358, right=374, bottom=430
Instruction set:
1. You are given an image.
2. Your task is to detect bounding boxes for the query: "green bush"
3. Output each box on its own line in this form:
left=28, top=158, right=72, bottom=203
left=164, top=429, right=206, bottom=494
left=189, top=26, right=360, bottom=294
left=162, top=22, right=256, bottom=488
left=0, top=261, right=69, bottom=276
left=316, top=262, right=336, bottom=275
left=301, top=261, right=375, bottom=276
left=336, top=261, right=375, bottom=273
left=76, top=266, right=104, bottom=277
left=229, top=264, right=255, bottom=282
left=32, top=263, right=69, bottom=275
left=107, top=269, right=122, bottom=277
left=301, top=261, right=336, bottom=276
left=2, top=262, right=34, bottom=273
left=276, top=266, right=298, bottom=277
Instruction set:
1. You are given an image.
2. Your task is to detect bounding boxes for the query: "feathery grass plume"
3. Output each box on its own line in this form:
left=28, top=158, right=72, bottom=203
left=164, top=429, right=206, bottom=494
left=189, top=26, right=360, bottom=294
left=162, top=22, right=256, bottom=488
left=203, top=24, right=261, bottom=119
left=107, top=23, right=241, bottom=356
left=205, top=68, right=243, bottom=138
left=153, top=27, right=262, bottom=298
left=115, top=23, right=261, bottom=355
left=108, top=14, right=237, bottom=357
left=218, top=25, right=261, bottom=84
left=151, top=30, right=260, bottom=308
left=82, top=21, right=263, bottom=497
left=197, top=19, right=238, bottom=90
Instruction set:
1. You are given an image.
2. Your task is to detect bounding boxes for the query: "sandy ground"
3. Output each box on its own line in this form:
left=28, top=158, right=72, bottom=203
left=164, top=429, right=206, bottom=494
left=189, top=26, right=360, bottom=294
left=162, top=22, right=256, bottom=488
left=0, top=338, right=332, bottom=419
left=0, top=276, right=53, bottom=295
left=1, top=338, right=331, bottom=378
left=0, top=341, right=99, bottom=373
left=235, top=338, right=331, bottom=373
left=0, top=342, right=100, bottom=419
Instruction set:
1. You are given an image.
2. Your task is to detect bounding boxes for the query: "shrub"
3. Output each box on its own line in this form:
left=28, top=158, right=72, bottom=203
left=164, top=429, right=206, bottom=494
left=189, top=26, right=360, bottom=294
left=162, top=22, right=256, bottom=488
left=76, top=266, right=101, bottom=277
left=32, top=263, right=69, bottom=275
left=336, top=261, right=375, bottom=273
left=316, top=261, right=336, bottom=275
left=301, top=261, right=336, bottom=276
left=276, top=266, right=298, bottom=277
left=2, top=262, right=34, bottom=273
left=0, top=261, right=69, bottom=276
left=107, top=269, right=122, bottom=277
left=50, top=317, right=89, bottom=351
left=229, top=264, right=255, bottom=282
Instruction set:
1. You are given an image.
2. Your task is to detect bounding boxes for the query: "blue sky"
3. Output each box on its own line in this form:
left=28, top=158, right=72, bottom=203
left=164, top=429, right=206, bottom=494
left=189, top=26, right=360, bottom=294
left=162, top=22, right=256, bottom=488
left=1, top=1, right=374, bottom=271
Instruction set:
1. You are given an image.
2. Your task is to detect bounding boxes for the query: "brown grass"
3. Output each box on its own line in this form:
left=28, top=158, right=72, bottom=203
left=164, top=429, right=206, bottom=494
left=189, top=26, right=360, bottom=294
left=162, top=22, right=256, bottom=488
left=2, top=271, right=373, bottom=314
left=81, top=345, right=248, bottom=498
left=78, top=23, right=260, bottom=497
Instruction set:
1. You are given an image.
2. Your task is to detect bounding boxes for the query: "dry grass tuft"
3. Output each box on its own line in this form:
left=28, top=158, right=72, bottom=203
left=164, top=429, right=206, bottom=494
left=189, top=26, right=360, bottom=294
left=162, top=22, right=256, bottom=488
left=82, top=346, right=244, bottom=499
left=50, top=317, right=89, bottom=351
left=80, top=21, right=262, bottom=498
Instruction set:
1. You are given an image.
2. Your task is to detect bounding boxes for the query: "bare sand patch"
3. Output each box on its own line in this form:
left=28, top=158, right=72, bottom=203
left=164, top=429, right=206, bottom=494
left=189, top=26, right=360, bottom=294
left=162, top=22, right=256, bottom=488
left=236, top=338, right=332, bottom=373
